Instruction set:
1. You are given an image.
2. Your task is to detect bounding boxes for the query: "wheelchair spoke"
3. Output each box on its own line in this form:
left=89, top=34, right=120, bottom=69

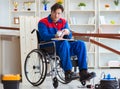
left=25, top=71, right=40, bottom=83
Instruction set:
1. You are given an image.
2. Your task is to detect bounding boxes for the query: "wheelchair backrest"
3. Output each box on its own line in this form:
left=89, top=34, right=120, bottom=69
left=31, top=29, right=41, bottom=44
left=31, top=29, right=55, bottom=55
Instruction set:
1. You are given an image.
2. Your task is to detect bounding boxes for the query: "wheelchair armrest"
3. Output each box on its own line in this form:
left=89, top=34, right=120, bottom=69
left=39, top=41, right=56, bottom=47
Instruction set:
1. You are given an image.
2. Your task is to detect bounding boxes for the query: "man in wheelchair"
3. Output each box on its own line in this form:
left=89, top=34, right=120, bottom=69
left=38, top=3, right=96, bottom=83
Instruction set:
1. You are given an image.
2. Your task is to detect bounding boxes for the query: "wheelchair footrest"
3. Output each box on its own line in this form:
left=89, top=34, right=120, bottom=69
left=71, top=72, right=79, bottom=80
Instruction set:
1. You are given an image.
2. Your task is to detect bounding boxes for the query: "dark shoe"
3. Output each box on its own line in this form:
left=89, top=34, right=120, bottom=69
left=79, top=70, right=96, bottom=82
left=65, top=70, right=79, bottom=82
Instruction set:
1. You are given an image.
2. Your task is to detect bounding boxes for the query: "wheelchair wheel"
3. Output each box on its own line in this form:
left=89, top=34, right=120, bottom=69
left=56, top=57, right=70, bottom=84
left=24, top=49, right=47, bottom=86
left=81, top=81, right=86, bottom=86
left=53, top=77, right=58, bottom=88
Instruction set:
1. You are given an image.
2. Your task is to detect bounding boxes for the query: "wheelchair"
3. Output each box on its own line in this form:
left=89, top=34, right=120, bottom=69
left=24, top=29, right=87, bottom=88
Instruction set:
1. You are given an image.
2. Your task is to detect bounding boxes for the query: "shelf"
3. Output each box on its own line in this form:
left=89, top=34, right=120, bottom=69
left=100, top=10, right=120, bottom=12
left=99, top=51, right=120, bottom=54
left=0, top=30, right=20, bottom=36
left=70, top=10, right=95, bottom=12
left=9, top=0, right=37, bottom=28
left=88, top=51, right=95, bottom=53
left=88, top=66, right=95, bottom=69
left=40, top=10, right=51, bottom=12
left=99, top=66, right=120, bottom=69
left=99, top=49, right=120, bottom=54
left=100, top=24, right=120, bottom=26
left=11, top=11, right=36, bottom=13
left=98, top=0, right=120, bottom=69
left=70, top=24, right=95, bottom=26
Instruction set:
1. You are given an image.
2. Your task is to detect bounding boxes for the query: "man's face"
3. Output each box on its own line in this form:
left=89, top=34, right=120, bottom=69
left=51, top=9, right=62, bottom=22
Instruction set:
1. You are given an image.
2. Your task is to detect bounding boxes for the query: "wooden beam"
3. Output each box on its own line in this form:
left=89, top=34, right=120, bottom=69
left=72, top=32, right=120, bottom=39
left=0, top=26, right=20, bottom=30
left=72, top=32, right=120, bottom=55
left=90, top=39, right=120, bottom=55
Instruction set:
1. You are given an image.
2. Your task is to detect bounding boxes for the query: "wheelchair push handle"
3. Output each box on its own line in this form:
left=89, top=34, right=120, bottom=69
left=31, top=29, right=37, bottom=34
left=31, top=29, right=41, bottom=44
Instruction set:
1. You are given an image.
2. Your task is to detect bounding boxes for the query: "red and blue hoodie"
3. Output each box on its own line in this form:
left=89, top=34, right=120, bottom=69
left=38, top=14, right=72, bottom=41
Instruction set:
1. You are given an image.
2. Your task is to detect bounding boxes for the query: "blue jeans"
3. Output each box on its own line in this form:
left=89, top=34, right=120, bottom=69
left=55, top=40, right=87, bottom=71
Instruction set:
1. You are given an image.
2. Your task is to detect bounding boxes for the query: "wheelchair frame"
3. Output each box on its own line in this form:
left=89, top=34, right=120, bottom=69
left=24, top=29, right=86, bottom=88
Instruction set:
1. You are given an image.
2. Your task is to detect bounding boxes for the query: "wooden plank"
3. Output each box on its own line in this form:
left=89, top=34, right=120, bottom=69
left=72, top=32, right=120, bottom=37
left=72, top=32, right=120, bottom=39
left=0, top=26, right=19, bottom=30
left=20, top=16, right=29, bottom=85
left=20, top=16, right=39, bottom=85
left=90, top=39, right=120, bottom=55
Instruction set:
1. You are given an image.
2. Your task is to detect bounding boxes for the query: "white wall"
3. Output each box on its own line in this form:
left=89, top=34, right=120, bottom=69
left=0, top=0, right=9, bottom=80
left=0, top=36, right=2, bottom=81
left=2, top=36, right=21, bottom=74
left=0, top=0, right=21, bottom=77
left=0, top=0, right=9, bottom=26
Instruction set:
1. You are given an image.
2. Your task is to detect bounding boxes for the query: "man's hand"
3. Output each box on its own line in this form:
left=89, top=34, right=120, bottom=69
left=55, top=31, right=62, bottom=38
left=55, top=29, right=70, bottom=38
left=60, top=29, right=70, bottom=38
